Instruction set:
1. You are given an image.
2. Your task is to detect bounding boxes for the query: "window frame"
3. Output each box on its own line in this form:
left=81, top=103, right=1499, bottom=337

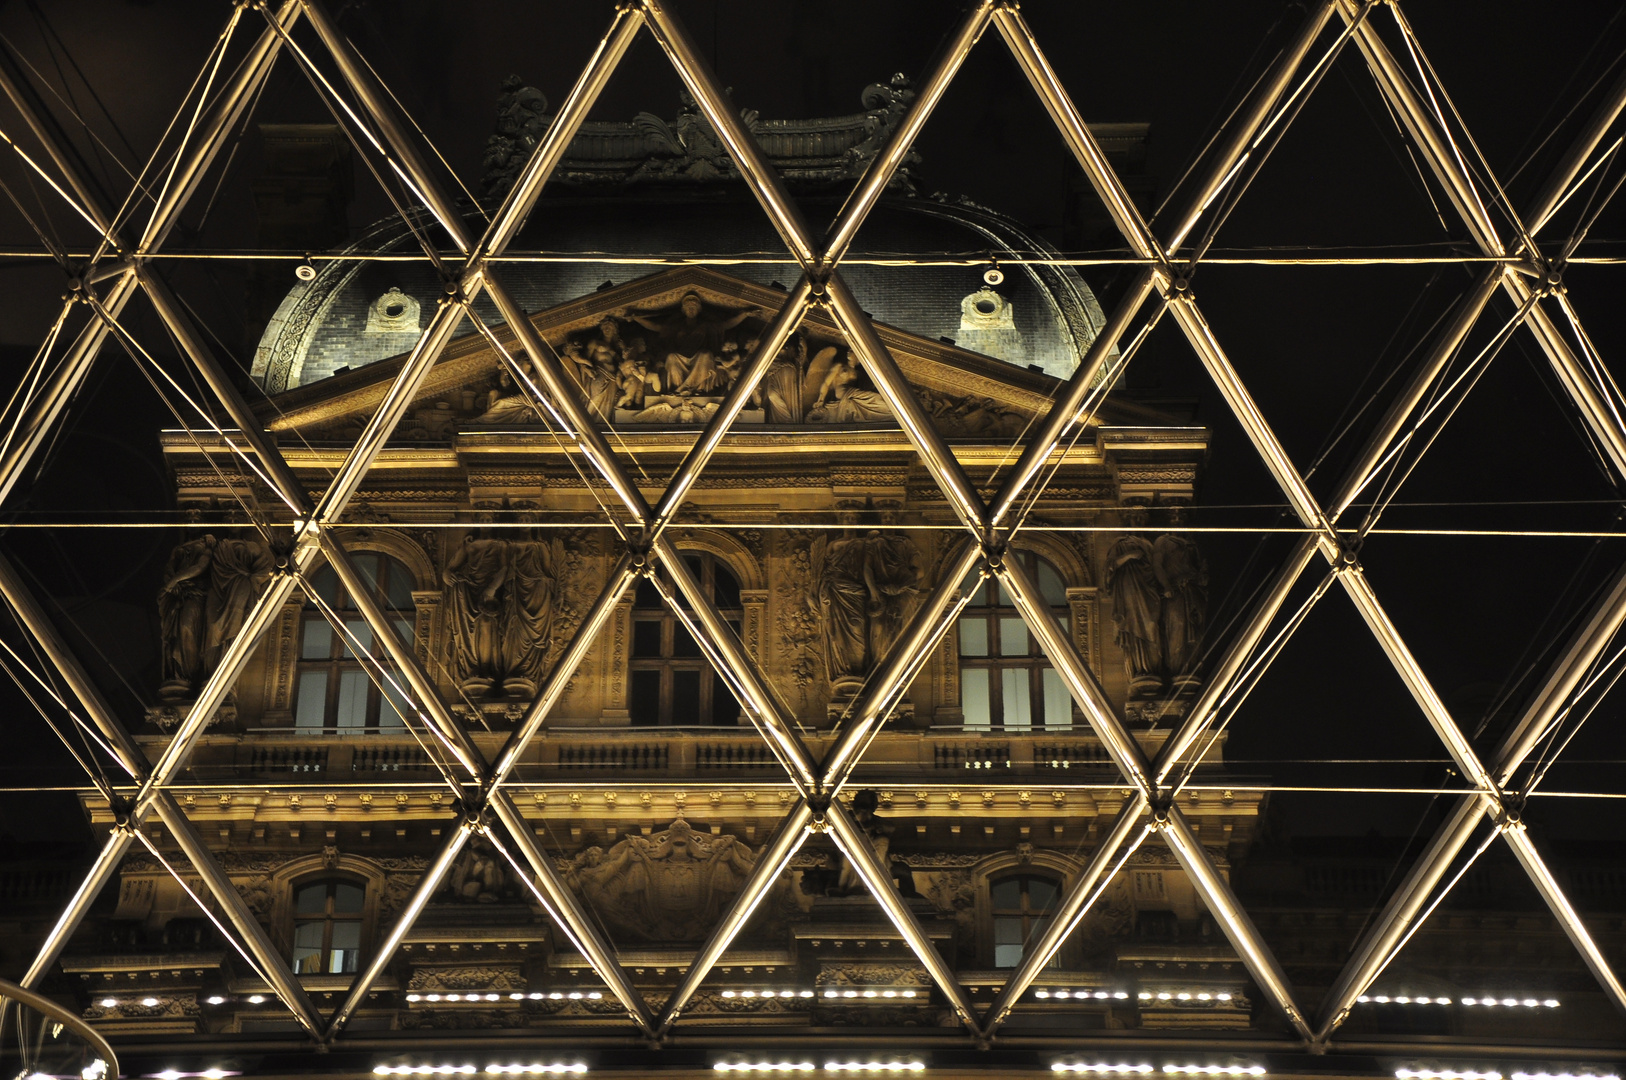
left=289, top=875, right=366, bottom=976
left=957, top=550, right=1075, bottom=729
left=628, top=551, right=743, bottom=727
left=292, top=552, right=417, bottom=734
left=989, top=871, right=1062, bottom=970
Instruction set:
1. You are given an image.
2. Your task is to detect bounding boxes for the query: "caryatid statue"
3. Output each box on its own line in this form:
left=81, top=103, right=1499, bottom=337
left=443, top=530, right=509, bottom=696
left=1153, top=508, right=1208, bottom=692
left=158, top=534, right=217, bottom=701
left=500, top=531, right=566, bottom=698
left=809, top=529, right=921, bottom=701
left=204, top=537, right=272, bottom=678
left=1104, top=516, right=1162, bottom=699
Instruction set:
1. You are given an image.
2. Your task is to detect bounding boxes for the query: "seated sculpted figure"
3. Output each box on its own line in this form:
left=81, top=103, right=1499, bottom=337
left=806, top=351, right=892, bottom=423
left=620, top=292, right=761, bottom=396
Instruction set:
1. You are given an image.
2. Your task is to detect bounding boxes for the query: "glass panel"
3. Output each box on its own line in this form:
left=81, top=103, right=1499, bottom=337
left=335, top=671, right=370, bottom=729
left=996, top=578, right=1011, bottom=607
left=394, top=618, right=414, bottom=648
left=671, top=669, right=701, bottom=724
left=1037, top=558, right=1068, bottom=605
left=333, top=883, right=365, bottom=913
left=379, top=682, right=408, bottom=729
left=301, top=619, right=333, bottom=659
left=1027, top=879, right=1059, bottom=910
left=294, top=883, right=328, bottom=914
left=1002, top=668, right=1032, bottom=730
left=629, top=670, right=661, bottom=726
left=994, top=943, right=1024, bottom=968
left=386, top=562, right=415, bottom=609
left=292, top=921, right=325, bottom=973
left=294, top=672, right=329, bottom=729
left=958, top=619, right=988, bottom=657
left=328, top=920, right=361, bottom=974
left=960, top=669, right=990, bottom=728
left=965, top=575, right=987, bottom=607
left=708, top=672, right=740, bottom=726
left=632, top=620, right=662, bottom=657
left=341, top=619, right=372, bottom=659
left=999, top=618, right=1029, bottom=656
left=1042, top=668, right=1072, bottom=729
left=354, top=553, right=379, bottom=592
left=634, top=578, right=662, bottom=610
left=990, top=878, right=1022, bottom=909
left=672, top=624, right=701, bottom=657
left=713, top=565, right=741, bottom=610
left=994, top=917, right=1024, bottom=944
left=309, top=565, right=338, bottom=609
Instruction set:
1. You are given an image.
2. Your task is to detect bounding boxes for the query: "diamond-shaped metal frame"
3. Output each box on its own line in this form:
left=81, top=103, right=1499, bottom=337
left=1, top=0, right=1623, bottom=1054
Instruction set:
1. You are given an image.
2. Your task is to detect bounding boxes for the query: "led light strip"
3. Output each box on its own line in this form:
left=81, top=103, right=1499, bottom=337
left=1162, top=1067, right=1265, bottom=1076
left=1035, top=990, right=1131, bottom=1001
left=103, top=996, right=263, bottom=1008
left=1359, top=995, right=1559, bottom=1008
left=823, top=1064, right=925, bottom=1073
left=404, top=992, right=603, bottom=1003
left=721, top=990, right=816, bottom=1000
left=819, top=989, right=921, bottom=1000
left=373, top=1067, right=585, bottom=1077
left=1512, top=1072, right=1620, bottom=1080
left=1395, top=1069, right=1502, bottom=1080
left=1052, top=1066, right=1156, bottom=1074
left=713, top=1065, right=816, bottom=1074
left=1137, top=992, right=1236, bottom=1003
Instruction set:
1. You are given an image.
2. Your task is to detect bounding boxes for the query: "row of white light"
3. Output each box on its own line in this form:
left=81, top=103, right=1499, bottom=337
left=1137, top=992, right=1235, bottom=1003
left=1512, top=1073, right=1620, bottom=1080
left=102, top=995, right=266, bottom=1008
left=1360, top=996, right=1560, bottom=1008
left=712, top=989, right=923, bottom=1001
left=403, top=992, right=603, bottom=1003
left=712, top=1064, right=924, bottom=1073
left=150, top=1070, right=236, bottom=1079
left=1034, top=990, right=1131, bottom=1001
left=1396, top=1072, right=1619, bottom=1080
left=721, top=990, right=815, bottom=1000
left=372, top=1066, right=585, bottom=1076
left=1052, top=1065, right=1264, bottom=1076
left=820, top=989, right=920, bottom=1000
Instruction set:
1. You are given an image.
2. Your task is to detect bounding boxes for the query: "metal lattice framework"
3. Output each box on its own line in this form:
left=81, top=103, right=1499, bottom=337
left=2, top=0, right=1625, bottom=1055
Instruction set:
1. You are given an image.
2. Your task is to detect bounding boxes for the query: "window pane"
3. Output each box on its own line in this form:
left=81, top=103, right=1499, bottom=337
left=394, top=618, right=414, bottom=648
left=999, top=618, right=1029, bottom=656
left=708, top=673, right=739, bottom=726
left=329, top=920, right=361, bottom=974
left=386, top=565, right=415, bottom=609
left=634, top=578, right=662, bottom=610
left=964, top=574, right=987, bottom=607
left=1037, top=558, right=1068, bottom=605
left=1002, top=668, right=1032, bottom=730
left=958, top=619, right=988, bottom=657
left=341, top=619, right=372, bottom=659
left=1042, top=668, right=1073, bottom=729
left=294, top=883, right=328, bottom=914
left=713, top=564, right=741, bottom=610
left=994, top=943, right=1024, bottom=968
left=996, top=578, right=1011, bottom=607
left=379, top=681, right=408, bottom=729
left=335, top=671, right=370, bottom=729
left=292, top=921, right=324, bottom=973
left=333, top=883, right=365, bottom=913
left=632, top=620, right=662, bottom=657
left=672, top=624, right=701, bottom=657
left=1027, top=879, right=1059, bottom=910
left=309, top=565, right=338, bottom=609
left=990, top=878, right=1022, bottom=909
left=354, top=553, right=379, bottom=592
left=961, top=669, right=990, bottom=728
left=629, top=670, right=661, bottom=726
left=301, top=619, right=333, bottom=659
left=294, top=672, right=329, bottom=729
left=994, top=916, right=1025, bottom=944
left=671, top=669, right=701, bottom=724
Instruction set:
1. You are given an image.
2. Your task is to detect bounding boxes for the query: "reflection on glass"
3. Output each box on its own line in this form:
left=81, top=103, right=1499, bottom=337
left=1002, top=668, right=1032, bottom=729
left=294, top=672, right=329, bottom=729
left=336, top=671, right=369, bottom=728
left=961, top=669, right=991, bottom=728
left=999, top=618, right=1029, bottom=656
left=1043, top=668, right=1072, bottom=728
left=301, top=620, right=332, bottom=659
left=959, top=620, right=988, bottom=657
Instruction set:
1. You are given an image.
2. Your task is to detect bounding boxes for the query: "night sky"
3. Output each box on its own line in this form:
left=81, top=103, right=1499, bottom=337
left=0, top=0, right=1622, bottom=871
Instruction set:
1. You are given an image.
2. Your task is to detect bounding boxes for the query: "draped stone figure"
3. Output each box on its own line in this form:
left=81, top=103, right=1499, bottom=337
left=158, top=534, right=217, bottom=701
left=621, top=292, right=760, bottom=395
left=1153, top=518, right=1208, bottom=691
left=444, top=531, right=509, bottom=696
left=501, top=531, right=566, bottom=697
left=204, top=538, right=272, bottom=677
left=805, top=352, right=892, bottom=424
left=1104, top=531, right=1162, bottom=698
left=809, top=530, right=921, bottom=699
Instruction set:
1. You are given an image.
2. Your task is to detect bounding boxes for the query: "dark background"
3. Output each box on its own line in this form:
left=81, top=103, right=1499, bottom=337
left=0, top=0, right=1622, bottom=882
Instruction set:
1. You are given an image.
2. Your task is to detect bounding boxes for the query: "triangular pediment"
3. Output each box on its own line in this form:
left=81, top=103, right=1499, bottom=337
left=257, top=266, right=1168, bottom=441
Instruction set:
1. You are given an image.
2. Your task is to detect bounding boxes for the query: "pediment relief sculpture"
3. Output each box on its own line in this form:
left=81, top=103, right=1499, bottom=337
left=563, top=818, right=760, bottom=942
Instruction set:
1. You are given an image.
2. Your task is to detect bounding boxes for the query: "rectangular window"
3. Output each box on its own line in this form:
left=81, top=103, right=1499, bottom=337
left=958, top=620, right=988, bottom=657
left=1002, top=668, right=1032, bottom=729
left=999, top=618, right=1029, bottom=656
left=629, top=669, right=661, bottom=726
left=993, top=916, right=1025, bottom=968
left=301, top=620, right=332, bottom=660
left=632, top=620, right=662, bottom=657
left=328, top=920, right=362, bottom=974
left=1042, top=668, right=1072, bottom=729
left=379, top=682, right=409, bottom=729
left=335, top=670, right=370, bottom=729
left=294, top=672, right=329, bottom=729
left=291, top=921, right=324, bottom=974
left=962, top=669, right=991, bottom=728
left=671, top=669, right=701, bottom=724
left=341, top=619, right=372, bottom=659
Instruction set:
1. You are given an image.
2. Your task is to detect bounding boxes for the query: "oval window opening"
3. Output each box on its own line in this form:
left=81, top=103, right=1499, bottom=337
left=975, top=299, right=998, bottom=315
left=385, top=303, right=406, bottom=318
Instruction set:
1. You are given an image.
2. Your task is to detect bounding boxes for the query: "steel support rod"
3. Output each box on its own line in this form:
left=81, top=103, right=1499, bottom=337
left=487, top=788, right=660, bottom=1033
left=17, top=828, right=133, bottom=989
left=1503, top=822, right=1626, bottom=1012
left=983, top=800, right=1151, bottom=1033
left=825, top=799, right=982, bottom=1036
left=1523, top=65, right=1626, bottom=238
left=1160, top=811, right=1313, bottom=1041
left=656, top=802, right=813, bottom=1035
left=327, top=821, right=472, bottom=1034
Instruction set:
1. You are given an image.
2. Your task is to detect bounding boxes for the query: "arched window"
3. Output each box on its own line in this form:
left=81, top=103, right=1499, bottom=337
left=991, top=872, right=1060, bottom=968
left=629, top=552, right=742, bottom=726
left=958, top=552, right=1073, bottom=729
left=291, top=877, right=364, bottom=974
left=293, top=553, right=415, bottom=732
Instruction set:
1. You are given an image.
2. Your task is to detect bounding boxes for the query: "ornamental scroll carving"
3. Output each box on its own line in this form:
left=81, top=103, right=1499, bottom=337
left=563, top=818, right=759, bottom=942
